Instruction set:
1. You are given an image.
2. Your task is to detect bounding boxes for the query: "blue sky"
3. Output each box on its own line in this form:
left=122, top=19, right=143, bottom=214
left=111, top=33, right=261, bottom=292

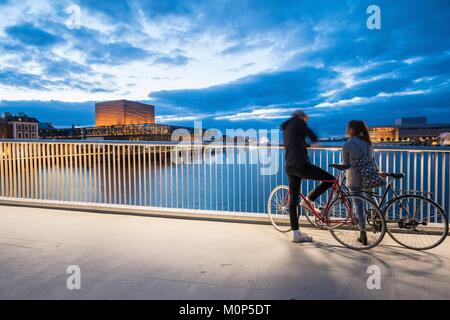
left=0, top=0, right=449, bottom=136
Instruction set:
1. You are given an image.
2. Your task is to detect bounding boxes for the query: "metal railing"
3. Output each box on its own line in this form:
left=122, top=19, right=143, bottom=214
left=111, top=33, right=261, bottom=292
left=0, top=140, right=449, bottom=219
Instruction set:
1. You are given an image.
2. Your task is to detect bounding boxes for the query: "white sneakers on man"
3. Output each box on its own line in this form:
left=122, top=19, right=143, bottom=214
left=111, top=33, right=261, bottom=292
left=292, top=230, right=313, bottom=243
left=300, top=198, right=321, bottom=215
left=292, top=197, right=316, bottom=243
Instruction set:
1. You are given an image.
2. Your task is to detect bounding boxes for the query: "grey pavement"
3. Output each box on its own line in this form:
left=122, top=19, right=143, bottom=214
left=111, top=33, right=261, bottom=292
left=0, top=205, right=449, bottom=299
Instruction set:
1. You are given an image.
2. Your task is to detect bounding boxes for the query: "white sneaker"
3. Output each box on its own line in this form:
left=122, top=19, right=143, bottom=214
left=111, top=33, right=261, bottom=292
left=300, top=198, right=321, bottom=215
left=292, top=230, right=313, bottom=243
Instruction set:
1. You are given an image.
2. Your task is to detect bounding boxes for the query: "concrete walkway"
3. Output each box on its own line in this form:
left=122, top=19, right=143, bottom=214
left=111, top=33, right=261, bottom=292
left=0, top=205, right=449, bottom=300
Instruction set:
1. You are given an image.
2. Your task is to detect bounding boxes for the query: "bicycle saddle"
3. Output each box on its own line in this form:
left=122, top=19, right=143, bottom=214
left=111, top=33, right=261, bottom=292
left=386, top=173, right=405, bottom=179
left=329, top=164, right=350, bottom=171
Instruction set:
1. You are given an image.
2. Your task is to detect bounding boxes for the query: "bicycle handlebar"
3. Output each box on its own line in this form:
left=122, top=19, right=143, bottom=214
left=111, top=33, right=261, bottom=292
left=329, top=163, right=350, bottom=171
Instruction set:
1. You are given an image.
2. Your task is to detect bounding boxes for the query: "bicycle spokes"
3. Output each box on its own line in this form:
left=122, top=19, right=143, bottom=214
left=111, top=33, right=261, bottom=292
left=267, top=185, right=292, bottom=233
left=384, top=195, right=448, bottom=250
left=328, top=195, right=386, bottom=250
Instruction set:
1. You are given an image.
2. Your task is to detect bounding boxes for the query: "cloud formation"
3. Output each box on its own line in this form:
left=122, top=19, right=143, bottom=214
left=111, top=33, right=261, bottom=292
left=0, top=0, right=448, bottom=135
left=6, top=23, right=62, bottom=47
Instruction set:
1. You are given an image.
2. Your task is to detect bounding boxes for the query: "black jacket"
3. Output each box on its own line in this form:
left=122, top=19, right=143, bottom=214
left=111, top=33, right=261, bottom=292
left=281, top=117, right=318, bottom=167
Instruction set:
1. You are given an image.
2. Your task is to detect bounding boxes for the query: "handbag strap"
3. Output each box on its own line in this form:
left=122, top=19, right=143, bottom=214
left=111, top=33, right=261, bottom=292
left=352, top=139, right=379, bottom=171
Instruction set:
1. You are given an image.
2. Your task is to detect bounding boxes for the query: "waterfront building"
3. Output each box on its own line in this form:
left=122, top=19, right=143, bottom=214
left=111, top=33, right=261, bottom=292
left=439, top=133, right=450, bottom=146
left=38, top=122, right=55, bottom=131
left=369, top=127, right=399, bottom=142
left=0, top=112, right=39, bottom=139
left=95, top=100, right=155, bottom=127
left=369, top=117, right=450, bottom=145
left=40, top=123, right=174, bottom=141
left=37, top=99, right=200, bottom=141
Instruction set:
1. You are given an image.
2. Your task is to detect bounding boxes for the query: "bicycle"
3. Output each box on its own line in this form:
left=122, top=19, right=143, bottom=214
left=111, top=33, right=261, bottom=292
left=267, top=164, right=386, bottom=250
left=275, top=164, right=449, bottom=250
left=365, top=173, right=448, bottom=250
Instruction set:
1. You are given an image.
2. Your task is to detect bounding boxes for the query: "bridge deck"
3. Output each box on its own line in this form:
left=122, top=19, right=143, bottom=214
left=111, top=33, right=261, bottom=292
left=0, top=205, right=449, bottom=299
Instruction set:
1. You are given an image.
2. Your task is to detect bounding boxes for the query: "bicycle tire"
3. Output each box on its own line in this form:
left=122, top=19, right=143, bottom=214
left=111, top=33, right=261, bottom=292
left=267, top=185, right=292, bottom=233
left=384, top=195, right=448, bottom=250
left=327, top=194, right=386, bottom=250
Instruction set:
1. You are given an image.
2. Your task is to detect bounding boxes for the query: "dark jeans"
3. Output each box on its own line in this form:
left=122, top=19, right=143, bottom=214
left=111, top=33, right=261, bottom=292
left=286, top=163, right=335, bottom=230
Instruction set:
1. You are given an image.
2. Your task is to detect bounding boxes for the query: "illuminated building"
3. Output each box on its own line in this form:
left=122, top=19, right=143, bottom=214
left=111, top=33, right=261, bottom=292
left=369, top=127, right=399, bottom=142
left=95, top=100, right=155, bottom=127
left=39, top=99, right=200, bottom=142
left=40, top=123, right=174, bottom=141
left=370, top=117, right=450, bottom=145
left=440, top=133, right=450, bottom=146
left=0, top=112, right=39, bottom=139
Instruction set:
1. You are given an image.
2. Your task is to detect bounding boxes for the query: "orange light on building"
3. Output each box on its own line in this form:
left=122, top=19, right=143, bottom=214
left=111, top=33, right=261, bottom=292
left=95, top=100, right=155, bottom=127
left=369, top=127, right=399, bottom=142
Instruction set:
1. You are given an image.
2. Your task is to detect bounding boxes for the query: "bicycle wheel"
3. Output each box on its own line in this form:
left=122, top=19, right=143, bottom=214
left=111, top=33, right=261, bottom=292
left=267, top=185, right=292, bottom=232
left=327, top=194, right=386, bottom=250
left=384, top=195, right=448, bottom=250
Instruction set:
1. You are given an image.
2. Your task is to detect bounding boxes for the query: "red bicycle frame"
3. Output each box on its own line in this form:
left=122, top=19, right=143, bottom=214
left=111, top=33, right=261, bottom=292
left=281, top=170, right=354, bottom=226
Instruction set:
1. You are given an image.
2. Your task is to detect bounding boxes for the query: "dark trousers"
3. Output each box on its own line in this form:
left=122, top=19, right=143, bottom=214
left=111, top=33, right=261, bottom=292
left=286, top=163, right=335, bottom=230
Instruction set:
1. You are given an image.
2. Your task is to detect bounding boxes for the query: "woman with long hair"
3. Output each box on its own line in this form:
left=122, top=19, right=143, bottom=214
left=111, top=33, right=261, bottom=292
left=342, top=120, right=375, bottom=245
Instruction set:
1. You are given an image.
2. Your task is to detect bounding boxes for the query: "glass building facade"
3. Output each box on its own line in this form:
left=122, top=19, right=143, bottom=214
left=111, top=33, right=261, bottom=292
left=95, top=100, right=155, bottom=127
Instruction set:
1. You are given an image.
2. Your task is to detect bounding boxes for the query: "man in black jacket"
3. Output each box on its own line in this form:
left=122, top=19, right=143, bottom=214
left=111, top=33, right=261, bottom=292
left=281, top=110, right=335, bottom=243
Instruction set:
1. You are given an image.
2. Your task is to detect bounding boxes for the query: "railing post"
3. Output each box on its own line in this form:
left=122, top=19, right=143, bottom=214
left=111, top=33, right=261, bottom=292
left=0, top=142, right=448, bottom=221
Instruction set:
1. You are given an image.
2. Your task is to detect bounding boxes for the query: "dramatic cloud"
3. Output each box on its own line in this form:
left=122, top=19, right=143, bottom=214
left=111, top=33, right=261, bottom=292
left=149, top=67, right=336, bottom=113
left=83, top=41, right=151, bottom=65
left=0, top=0, right=448, bottom=135
left=5, top=23, right=62, bottom=47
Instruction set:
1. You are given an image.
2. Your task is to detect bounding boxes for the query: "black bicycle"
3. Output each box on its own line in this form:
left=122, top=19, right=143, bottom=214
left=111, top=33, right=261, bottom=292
left=363, top=173, right=448, bottom=250
left=306, top=165, right=448, bottom=250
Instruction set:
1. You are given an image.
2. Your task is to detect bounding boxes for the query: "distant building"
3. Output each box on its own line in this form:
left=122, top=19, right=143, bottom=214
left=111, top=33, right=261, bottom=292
left=369, top=127, right=399, bottom=142
left=369, top=117, right=450, bottom=145
left=40, top=123, right=175, bottom=141
left=397, top=122, right=450, bottom=142
left=1, top=100, right=199, bottom=142
left=0, top=112, right=39, bottom=140
left=38, top=122, right=55, bottom=131
left=440, top=133, right=450, bottom=146
left=38, top=99, right=199, bottom=141
left=95, top=100, right=155, bottom=127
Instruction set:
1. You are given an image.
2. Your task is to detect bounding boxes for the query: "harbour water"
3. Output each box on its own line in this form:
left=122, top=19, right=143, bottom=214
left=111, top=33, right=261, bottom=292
left=1, top=143, right=448, bottom=217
